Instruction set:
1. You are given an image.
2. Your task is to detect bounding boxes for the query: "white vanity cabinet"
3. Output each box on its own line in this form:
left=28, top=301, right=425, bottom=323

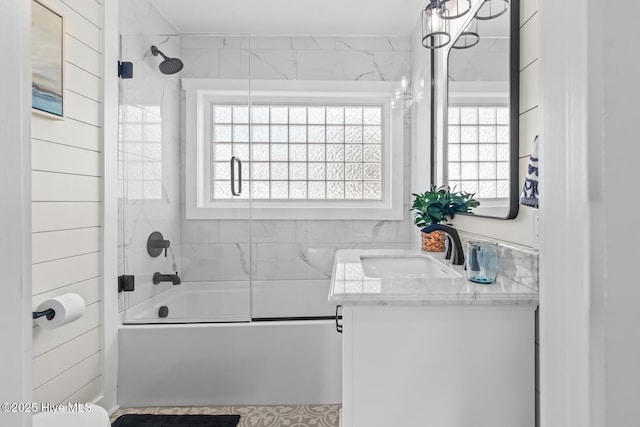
left=330, top=250, right=539, bottom=427
left=340, top=304, right=535, bottom=427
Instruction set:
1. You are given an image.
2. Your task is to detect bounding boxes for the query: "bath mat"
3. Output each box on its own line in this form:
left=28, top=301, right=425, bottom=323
left=111, top=414, right=240, bottom=427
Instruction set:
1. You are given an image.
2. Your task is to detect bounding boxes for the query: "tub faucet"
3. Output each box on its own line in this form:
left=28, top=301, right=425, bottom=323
left=421, top=224, right=465, bottom=266
left=153, top=272, right=181, bottom=285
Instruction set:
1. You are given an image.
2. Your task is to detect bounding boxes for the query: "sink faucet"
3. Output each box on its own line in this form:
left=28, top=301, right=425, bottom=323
left=420, top=224, right=465, bottom=266
left=153, top=272, right=181, bottom=285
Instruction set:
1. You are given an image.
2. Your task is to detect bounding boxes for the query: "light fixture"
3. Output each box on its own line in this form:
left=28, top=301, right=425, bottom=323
left=422, top=1, right=451, bottom=50
left=392, top=75, right=413, bottom=109
left=452, top=18, right=480, bottom=49
left=400, top=75, right=413, bottom=99
left=475, top=0, right=509, bottom=20
left=440, top=0, right=472, bottom=20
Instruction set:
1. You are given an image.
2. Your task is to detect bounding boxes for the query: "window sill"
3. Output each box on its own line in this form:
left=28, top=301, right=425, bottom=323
left=186, top=200, right=404, bottom=220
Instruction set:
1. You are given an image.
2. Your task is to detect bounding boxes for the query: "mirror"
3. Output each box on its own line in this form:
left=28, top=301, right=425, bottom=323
left=431, top=0, right=519, bottom=219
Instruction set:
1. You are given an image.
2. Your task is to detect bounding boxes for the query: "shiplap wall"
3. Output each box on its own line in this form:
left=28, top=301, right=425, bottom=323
left=31, top=0, right=104, bottom=404
left=448, top=0, right=541, bottom=248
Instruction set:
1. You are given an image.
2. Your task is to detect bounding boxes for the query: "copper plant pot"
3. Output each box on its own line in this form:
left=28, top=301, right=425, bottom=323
left=421, top=230, right=446, bottom=252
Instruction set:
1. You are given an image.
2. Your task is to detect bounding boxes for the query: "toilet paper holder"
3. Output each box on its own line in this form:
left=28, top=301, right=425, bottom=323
left=32, top=308, right=56, bottom=320
left=32, top=293, right=86, bottom=329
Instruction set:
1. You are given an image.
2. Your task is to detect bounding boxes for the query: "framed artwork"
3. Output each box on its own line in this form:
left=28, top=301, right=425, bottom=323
left=32, top=0, right=64, bottom=119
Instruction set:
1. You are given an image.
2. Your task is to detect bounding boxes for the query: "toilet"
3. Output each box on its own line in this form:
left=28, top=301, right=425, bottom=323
left=33, top=404, right=110, bottom=427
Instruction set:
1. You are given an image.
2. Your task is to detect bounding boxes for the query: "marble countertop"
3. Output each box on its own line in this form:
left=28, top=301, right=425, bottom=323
left=328, top=249, right=539, bottom=306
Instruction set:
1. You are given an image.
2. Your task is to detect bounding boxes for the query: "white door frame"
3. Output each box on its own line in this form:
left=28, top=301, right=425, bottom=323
left=540, top=0, right=640, bottom=425
left=100, top=0, right=120, bottom=412
left=0, top=1, right=33, bottom=426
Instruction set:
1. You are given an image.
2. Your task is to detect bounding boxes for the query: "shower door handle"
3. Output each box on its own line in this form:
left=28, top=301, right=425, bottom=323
left=230, top=156, right=242, bottom=196
left=335, top=305, right=343, bottom=333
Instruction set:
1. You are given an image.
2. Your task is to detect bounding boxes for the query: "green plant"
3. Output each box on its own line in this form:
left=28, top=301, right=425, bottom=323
left=411, top=184, right=479, bottom=227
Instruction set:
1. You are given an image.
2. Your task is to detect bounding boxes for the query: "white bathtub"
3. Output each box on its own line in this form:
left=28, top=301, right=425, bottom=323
left=124, top=280, right=336, bottom=323
left=118, top=281, right=342, bottom=406
left=124, top=281, right=251, bottom=323
left=118, top=320, right=342, bottom=406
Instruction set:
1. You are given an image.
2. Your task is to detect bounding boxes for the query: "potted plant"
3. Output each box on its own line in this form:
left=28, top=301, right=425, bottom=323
left=411, top=185, right=479, bottom=252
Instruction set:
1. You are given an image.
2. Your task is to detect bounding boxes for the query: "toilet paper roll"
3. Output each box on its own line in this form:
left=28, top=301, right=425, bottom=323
left=36, top=293, right=86, bottom=330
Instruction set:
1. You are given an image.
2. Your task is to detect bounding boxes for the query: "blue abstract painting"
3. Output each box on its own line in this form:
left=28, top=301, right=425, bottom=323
left=32, top=0, right=63, bottom=118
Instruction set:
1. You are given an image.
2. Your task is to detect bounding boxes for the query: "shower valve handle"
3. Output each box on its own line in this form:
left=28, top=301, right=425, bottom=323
left=147, top=232, right=171, bottom=258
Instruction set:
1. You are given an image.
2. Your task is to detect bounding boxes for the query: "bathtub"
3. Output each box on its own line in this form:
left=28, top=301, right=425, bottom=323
left=124, top=281, right=251, bottom=323
left=118, top=281, right=342, bottom=406
left=124, top=280, right=336, bottom=323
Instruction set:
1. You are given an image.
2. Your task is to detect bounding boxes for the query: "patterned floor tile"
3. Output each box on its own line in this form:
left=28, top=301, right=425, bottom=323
left=111, top=404, right=341, bottom=427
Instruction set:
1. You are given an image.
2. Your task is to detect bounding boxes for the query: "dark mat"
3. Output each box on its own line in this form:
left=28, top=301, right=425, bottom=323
left=112, top=414, right=240, bottom=427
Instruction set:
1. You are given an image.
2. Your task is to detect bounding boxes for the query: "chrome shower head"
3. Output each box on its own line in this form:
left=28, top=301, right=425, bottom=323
left=150, top=45, right=183, bottom=75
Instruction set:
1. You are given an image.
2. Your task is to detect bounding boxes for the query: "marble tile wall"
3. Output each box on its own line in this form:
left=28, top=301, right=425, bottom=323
left=180, top=35, right=411, bottom=81
left=178, top=35, right=418, bottom=293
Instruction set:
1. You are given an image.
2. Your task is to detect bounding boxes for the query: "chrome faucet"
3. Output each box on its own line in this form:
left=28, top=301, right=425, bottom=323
left=153, top=272, right=181, bottom=285
left=420, top=224, right=465, bottom=266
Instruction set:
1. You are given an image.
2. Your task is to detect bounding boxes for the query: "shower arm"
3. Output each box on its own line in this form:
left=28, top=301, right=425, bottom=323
left=151, top=45, right=168, bottom=60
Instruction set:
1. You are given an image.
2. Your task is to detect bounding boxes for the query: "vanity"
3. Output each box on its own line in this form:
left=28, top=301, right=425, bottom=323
left=329, top=249, right=538, bottom=427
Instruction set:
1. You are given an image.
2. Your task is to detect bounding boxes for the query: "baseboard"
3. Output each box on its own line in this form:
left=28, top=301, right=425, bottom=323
left=96, top=388, right=119, bottom=415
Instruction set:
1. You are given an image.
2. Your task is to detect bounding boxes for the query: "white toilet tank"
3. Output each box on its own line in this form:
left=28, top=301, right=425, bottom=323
left=33, top=404, right=110, bottom=427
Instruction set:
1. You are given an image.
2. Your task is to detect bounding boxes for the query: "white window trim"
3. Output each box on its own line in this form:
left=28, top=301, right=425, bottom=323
left=183, top=79, right=403, bottom=220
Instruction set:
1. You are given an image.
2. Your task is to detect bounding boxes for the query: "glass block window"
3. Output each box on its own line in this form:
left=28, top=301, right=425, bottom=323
left=119, top=104, right=162, bottom=200
left=210, top=104, right=383, bottom=201
left=447, top=105, right=509, bottom=199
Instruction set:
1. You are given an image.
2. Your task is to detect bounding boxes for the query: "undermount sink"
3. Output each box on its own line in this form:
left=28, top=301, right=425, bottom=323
left=360, top=255, right=461, bottom=279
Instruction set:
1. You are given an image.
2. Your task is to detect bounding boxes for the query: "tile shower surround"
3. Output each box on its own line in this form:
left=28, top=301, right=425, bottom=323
left=180, top=35, right=411, bottom=81
left=119, top=30, right=415, bottom=316
left=178, top=35, right=415, bottom=285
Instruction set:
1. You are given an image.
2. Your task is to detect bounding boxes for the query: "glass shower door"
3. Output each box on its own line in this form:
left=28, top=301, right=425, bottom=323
left=119, top=34, right=253, bottom=323
left=248, top=35, right=340, bottom=320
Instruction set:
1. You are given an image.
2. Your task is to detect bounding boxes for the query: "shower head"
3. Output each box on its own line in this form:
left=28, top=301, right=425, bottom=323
left=150, top=45, right=184, bottom=75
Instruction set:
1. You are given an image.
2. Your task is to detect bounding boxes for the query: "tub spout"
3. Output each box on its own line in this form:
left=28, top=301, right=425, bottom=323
left=153, top=272, right=181, bottom=285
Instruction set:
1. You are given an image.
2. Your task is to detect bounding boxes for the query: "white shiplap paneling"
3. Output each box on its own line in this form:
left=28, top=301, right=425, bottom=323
left=31, top=0, right=104, bottom=406
left=32, top=171, right=101, bottom=202
left=519, top=60, right=540, bottom=114
left=32, top=115, right=101, bottom=151
left=65, top=89, right=102, bottom=127
left=60, top=0, right=102, bottom=26
left=32, top=252, right=101, bottom=296
left=66, top=34, right=102, bottom=77
left=32, top=227, right=101, bottom=264
left=32, top=139, right=102, bottom=177
left=32, top=202, right=101, bottom=233
left=66, top=63, right=102, bottom=102
left=520, top=0, right=539, bottom=25
left=32, top=328, right=100, bottom=388
left=46, top=0, right=102, bottom=52
left=520, top=13, right=539, bottom=71
left=32, top=352, right=101, bottom=403
left=62, top=376, right=103, bottom=405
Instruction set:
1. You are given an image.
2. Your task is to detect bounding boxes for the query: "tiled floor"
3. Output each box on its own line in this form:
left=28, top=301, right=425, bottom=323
left=111, top=404, right=341, bottom=427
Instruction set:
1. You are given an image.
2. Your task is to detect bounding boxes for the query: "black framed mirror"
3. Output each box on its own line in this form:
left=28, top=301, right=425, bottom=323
left=431, top=0, right=519, bottom=219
